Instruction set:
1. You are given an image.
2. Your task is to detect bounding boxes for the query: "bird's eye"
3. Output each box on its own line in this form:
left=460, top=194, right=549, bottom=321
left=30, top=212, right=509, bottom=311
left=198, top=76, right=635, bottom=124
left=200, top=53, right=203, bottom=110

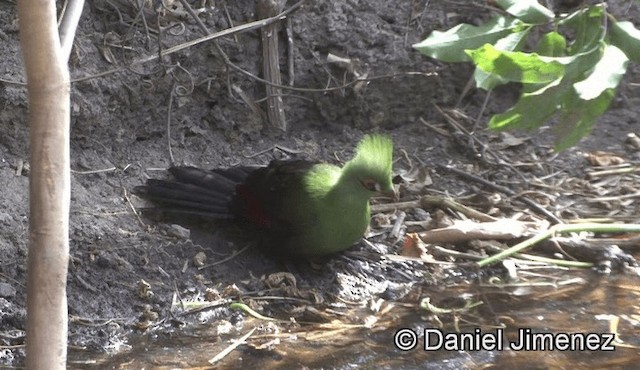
left=361, top=178, right=379, bottom=192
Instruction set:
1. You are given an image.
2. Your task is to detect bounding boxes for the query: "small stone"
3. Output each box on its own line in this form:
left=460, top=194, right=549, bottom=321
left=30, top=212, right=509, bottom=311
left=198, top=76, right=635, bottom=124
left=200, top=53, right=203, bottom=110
left=193, top=251, right=207, bottom=267
left=413, top=208, right=431, bottom=221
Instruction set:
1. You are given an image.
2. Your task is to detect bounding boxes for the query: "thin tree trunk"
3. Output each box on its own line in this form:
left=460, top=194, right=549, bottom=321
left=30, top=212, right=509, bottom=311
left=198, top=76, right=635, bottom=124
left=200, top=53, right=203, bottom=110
left=258, top=0, right=287, bottom=130
left=17, top=0, right=71, bottom=368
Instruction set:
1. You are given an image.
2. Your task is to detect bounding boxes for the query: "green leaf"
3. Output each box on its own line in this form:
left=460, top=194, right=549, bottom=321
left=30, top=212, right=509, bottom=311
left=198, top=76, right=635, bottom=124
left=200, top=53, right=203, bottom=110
left=574, top=45, right=628, bottom=100
left=496, top=0, right=555, bottom=24
left=413, top=16, right=524, bottom=62
left=609, top=21, right=640, bottom=64
left=489, top=79, right=569, bottom=131
left=559, top=5, right=605, bottom=54
left=536, top=31, right=566, bottom=57
left=488, top=41, right=611, bottom=138
left=559, top=4, right=604, bottom=27
left=554, top=89, right=615, bottom=151
left=474, top=30, right=531, bottom=90
left=521, top=32, right=568, bottom=93
left=555, top=44, right=602, bottom=81
left=467, top=44, right=564, bottom=84
left=533, top=43, right=601, bottom=82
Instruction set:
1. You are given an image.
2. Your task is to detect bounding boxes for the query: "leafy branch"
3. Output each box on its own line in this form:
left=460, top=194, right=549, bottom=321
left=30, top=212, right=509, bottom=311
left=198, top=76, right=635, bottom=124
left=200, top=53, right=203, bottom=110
left=414, top=1, right=640, bottom=150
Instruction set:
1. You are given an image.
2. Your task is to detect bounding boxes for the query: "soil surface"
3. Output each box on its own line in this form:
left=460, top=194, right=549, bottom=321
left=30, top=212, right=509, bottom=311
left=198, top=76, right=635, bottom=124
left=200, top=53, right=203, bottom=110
left=1, top=0, right=639, bottom=367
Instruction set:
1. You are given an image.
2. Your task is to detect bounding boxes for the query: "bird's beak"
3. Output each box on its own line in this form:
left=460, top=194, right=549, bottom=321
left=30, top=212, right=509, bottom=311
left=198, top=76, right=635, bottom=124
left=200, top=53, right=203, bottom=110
left=379, top=187, right=397, bottom=201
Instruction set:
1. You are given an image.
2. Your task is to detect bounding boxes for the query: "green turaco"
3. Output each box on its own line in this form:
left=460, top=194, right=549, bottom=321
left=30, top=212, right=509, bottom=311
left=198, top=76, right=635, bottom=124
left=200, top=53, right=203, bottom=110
left=136, top=134, right=394, bottom=256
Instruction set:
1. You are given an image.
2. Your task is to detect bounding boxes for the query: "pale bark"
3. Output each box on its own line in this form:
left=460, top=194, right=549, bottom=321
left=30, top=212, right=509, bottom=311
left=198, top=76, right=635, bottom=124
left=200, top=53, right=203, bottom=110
left=17, top=0, right=71, bottom=368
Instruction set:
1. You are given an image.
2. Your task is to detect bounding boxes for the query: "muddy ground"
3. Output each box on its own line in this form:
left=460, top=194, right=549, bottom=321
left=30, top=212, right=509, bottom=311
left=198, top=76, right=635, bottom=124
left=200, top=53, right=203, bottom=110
left=1, top=0, right=639, bottom=367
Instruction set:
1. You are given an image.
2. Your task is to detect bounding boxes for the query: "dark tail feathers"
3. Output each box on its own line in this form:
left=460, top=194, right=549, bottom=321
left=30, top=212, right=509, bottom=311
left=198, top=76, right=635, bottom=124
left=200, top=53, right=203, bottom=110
left=134, top=166, right=253, bottom=220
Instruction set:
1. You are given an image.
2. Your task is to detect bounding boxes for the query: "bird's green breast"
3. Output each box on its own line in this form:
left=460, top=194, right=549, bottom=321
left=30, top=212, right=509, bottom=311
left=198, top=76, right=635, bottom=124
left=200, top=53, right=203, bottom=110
left=314, top=190, right=371, bottom=254
left=285, top=164, right=372, bottom=255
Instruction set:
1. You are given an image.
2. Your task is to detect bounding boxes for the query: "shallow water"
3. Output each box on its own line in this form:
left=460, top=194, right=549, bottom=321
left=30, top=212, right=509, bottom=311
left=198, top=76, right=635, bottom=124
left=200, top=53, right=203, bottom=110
left=67, top=266, right=640, bottom=369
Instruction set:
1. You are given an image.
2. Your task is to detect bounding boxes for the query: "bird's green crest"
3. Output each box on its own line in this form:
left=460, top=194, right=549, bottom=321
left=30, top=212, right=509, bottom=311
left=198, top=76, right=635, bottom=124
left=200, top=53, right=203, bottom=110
left=350, top=134, right=393, bottom=179
left=303, top=134, right=394, bottom=198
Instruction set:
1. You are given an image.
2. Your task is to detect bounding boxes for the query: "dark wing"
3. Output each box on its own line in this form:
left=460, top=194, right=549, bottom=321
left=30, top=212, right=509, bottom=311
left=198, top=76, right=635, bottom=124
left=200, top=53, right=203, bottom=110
left=232, top=159, right=319, bottom=243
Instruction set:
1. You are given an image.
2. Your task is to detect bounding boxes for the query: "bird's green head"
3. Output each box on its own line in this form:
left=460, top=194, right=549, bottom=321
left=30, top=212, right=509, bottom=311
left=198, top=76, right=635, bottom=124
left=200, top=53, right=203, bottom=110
left=342, top=134, right=394, bottom=198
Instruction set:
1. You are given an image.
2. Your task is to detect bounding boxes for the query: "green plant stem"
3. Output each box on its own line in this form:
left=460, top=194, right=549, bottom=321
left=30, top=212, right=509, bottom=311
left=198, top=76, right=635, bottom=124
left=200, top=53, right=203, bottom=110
left=477, top=223, right=640, bottom=267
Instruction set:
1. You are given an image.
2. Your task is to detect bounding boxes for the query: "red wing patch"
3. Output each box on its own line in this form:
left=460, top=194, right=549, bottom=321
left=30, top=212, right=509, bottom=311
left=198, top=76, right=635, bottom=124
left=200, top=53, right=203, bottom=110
left=235, top=184, right=272, bottom=228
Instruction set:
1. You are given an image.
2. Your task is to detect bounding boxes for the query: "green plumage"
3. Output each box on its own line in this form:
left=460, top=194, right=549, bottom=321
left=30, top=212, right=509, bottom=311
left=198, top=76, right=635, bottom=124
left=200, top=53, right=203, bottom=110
left=137, top=134, right=394, bottom=256
left=296, top=134, right=394, bottom=254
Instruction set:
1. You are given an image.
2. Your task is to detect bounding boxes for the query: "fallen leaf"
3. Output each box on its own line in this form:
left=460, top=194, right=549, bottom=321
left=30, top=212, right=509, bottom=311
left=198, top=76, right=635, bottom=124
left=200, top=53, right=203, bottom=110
left=585, top=151, right=626, bottom=166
